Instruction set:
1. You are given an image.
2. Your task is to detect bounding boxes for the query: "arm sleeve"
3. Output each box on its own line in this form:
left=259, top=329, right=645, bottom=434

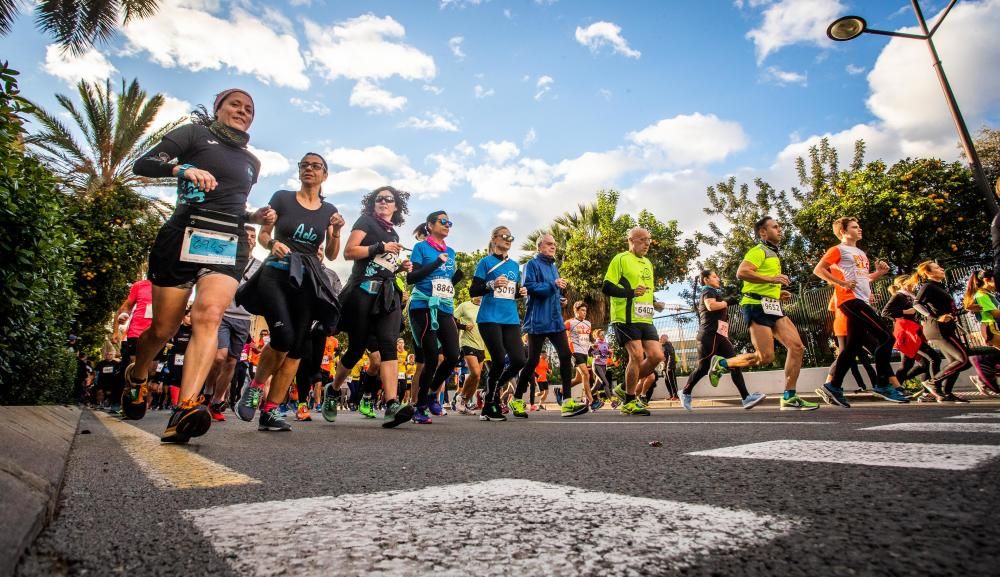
left=469, top=276, right=489, bottom=298
left=406, top=259, right=442, bottom=284
left=915, top=284, right=939, bottom=317
left=523, top=261, right=557, bottom=297
left=451, top=268, right=465, bottom=285
left=602, top=279, right=631, bottom=298
left=132, top=125, right=193, bottom=178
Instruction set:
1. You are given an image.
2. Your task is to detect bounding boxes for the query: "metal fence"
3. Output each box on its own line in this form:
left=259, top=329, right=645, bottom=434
left=652, top=263, right=988, bottom=375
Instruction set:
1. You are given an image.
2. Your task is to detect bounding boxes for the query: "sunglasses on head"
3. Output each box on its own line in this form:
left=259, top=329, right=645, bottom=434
left=437, top=218, right=453, bottom=227
left=374, top=195, right=396, bottom=204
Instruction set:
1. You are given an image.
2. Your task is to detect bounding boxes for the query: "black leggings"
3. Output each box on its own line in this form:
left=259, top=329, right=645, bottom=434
left=517, top=332, right=573, bottom=401
left=685, top=332, right=749, bottom=399
left=895, top=343, right=939, bottom=383
left=478, top=323, right=526, bottom=404
left=592, top=364, right=613, bottom=397
left=829, top=336, right=877, bottom=389
left=410, top=309, right=461, bottom=406
left=830, top=299, right=894, bottom=389
left=340, top=289, right=402, bottom=370
left=257, top=265, right=315, bottom=357
left=295, top=328, right=326, bottom=403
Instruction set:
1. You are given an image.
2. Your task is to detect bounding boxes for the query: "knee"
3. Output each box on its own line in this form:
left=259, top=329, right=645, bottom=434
left=787, top=342, right=805, bottom=357
left=649, top=350, right=665, bottom=365
left=191, top=303, right=226, bottom=328
left=215, top=348, right=229, bottom=363
left=756, top=350, right=774, bottom=365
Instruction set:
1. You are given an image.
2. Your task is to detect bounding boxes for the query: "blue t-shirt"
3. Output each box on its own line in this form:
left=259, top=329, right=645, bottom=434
left=408, top=240, right=457, bottom=314
left=474, top=255, right=521, bottom=325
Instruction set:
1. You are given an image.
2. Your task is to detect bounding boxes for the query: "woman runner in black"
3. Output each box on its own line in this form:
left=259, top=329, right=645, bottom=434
left=913, top=261, right=971, bottom=402
left=882, top=274, right=939, bottom=398
left=682, top=270, right=765, bottom=410
left=130, top=88, right=275, bottom=443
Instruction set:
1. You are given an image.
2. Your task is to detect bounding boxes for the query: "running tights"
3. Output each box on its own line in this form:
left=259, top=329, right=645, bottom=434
left=894, top=343, right=939, bottom=383
left=410, top=309, right=461, bottom=406
left=257, top=266, right=314, bottom=356
left=684, top=333, right=749, bottom=399
left=478, top=323, right=525, bottom=404
left=830, top=299, right=893, bottom=389
left=592, top=364, right=613, bottom=398
left=924, top=321, right=969, bottom=393
left=828, top=336, right=877, bottom=389
left=517, top=332, right=573, bottom=401
left=295, top=329, right=326, bottom=403
left=340, top=290, right=401, bottom=370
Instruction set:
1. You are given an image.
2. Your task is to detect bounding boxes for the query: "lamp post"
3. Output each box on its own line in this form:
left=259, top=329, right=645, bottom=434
left=827, top=0, right=996, bottom=216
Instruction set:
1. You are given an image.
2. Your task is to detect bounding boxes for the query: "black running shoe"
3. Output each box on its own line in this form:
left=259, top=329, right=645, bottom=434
left=479, top=402, right=507, bottom=422
left=160, top=398, right=211, bottom=443
left=259, top=407, right=292, bottom=432
left=122, top=363, right=150, bottom=420
left=382, top=401, right=414, bottom=428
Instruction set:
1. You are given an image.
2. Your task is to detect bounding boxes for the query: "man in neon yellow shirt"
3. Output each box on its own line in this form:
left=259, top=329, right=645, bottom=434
left=709, top=216, right=818, bottom=410
left=602, top=227, right=665, bottom=415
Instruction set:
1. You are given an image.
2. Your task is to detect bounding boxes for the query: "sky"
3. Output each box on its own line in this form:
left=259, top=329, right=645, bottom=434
left=4, top=0, right=1000, bottom=301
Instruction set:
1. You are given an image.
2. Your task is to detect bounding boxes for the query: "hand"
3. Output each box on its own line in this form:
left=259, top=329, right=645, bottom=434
left=560, top=297, right=568, bottom=306
left=654, top=301, right=666, bottom=312
left=555, top=278, right=568, bottom=289
left=938, top=314, right=954, bottom=323
left=176, top=166, right=217, bottom=192
left=780, top=290, right=793, bottom=301
left=400, top=259, right=413, bottom=273
left=384, top=242, right=403, bottom=254
left=771, top=274, right=791, bottom=286
left=271, top=241, right=290, bottom=259
left=437, top=253, right=448, bottom=263
left=519, top=286, right=528, bottom=297
left=876, top=260, right=889, bottom=274
left=840, top=279, right=858, bottom=290
left=329, top=212, right=345, bottom=230
left=251, top=205, right=275, bottom=225
left=634, top=285, right=647, bottom=297
left=967, top=303, right=983, bottom=313
left=494, top=275, right=510, bottom=288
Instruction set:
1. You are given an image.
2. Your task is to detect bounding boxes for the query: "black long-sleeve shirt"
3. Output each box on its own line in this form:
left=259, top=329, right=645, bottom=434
left=915, top=280, right=957, bottom=318
left=882, top=291, right=918, bottom=322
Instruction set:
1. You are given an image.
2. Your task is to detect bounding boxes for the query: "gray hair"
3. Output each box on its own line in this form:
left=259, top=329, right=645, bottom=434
left=627, top=226, right=649, bottom=240
left=536, top=233, right=555, bottom=250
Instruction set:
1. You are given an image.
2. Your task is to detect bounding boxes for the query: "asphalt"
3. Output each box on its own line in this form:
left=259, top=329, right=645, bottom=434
left=15, top=400, right=1000, bottom=577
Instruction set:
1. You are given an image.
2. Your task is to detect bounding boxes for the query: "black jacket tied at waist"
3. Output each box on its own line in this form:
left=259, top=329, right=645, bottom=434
left=236, top=253, right=341, bottom=335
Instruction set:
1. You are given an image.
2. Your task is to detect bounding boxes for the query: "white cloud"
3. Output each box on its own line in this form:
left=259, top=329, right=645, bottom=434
left=523, top=128, right=537, bottom=147
left=621, top=168, right=715, bottom=238
left=289, top=0, right=312, bottom=6
left=42, top=44, right=116, bottom=85
left=247, top=146, right=292, bottom=178
left=534, top=75, right=553, bottom=100
left=121, top=0, right=309, bottom=89
left=304, top=14, right=436, bottom=83
left=598, top=88, right=613, bottom=101
left=480, top=141, right=520, bottom=164
left=745, top=0, right=844, bottom=64
left=350, top=79, right=407, bottom=113
left=574, top=21, right=641, bottom=59
left=498, top=209, right=518, bottom=221
left=289, top=97, right=331, bottom=116
left=474, top=84, right=495, bottom=98
left=762, top=65, right=808, bottom=86
left=150, top=95, right=192, bottom=131
left=504, top=8, right=513, bottom=19
left=321, top=143, right=467, bottom=198
left=449, top=36, right=466, bottom=60
left=423, top=84, right=444, bottom=95
left=398, top=112, right=460, bottom=132
left=440, top=0, right=486, bottom=8
left=845, top=64, right=865, bottom=76
left=628, top=113, right=748, bottom=166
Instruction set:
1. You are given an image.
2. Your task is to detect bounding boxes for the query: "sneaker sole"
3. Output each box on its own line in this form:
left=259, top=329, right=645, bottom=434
left=817, top=386, right=849, bottom=408
left=479, top=414, right=507, bottom=422
left=258, top=425, right=292, bottom=432
left=177, top=408, right=212, bottom=438
left=742, top=394, right=766, bottom=410
left=382, top=405, right=415, bottom=429
left=873, top=390, right=907, bottom=403
left=560, top=407, right=589, bottom=418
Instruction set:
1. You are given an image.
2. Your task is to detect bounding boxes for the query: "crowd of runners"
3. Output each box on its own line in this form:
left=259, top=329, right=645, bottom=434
left=85, top=87, right=1000, bottom=445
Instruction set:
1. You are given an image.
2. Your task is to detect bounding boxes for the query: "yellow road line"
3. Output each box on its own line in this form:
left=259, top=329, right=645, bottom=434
left=94, top=412, right=260, bottom=490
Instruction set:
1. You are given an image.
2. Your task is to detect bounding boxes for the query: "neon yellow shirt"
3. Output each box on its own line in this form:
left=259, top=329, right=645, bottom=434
left=740, top=243, right=782, bottom=305
left=604, top=251, right=655, bottom=325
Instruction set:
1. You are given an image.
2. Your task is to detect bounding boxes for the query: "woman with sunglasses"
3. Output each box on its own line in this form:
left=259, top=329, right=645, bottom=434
left=323, top=186, right=416, bottom=427
left=470, top=226, right=527, bottom=421
left=234, top=153, right=343, bottom=432
left=406, top=211, right=463, bottom=424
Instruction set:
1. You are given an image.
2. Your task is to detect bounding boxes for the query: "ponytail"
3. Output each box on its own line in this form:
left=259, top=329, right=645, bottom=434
left=963, top=269, right=993, bottom=309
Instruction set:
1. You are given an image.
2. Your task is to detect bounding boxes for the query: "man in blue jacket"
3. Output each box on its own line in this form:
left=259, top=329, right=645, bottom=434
left=511, top=234, right=589, bottom=418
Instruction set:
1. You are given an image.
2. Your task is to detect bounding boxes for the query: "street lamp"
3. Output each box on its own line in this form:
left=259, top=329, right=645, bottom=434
left=827, top=0, right=997, bottom=216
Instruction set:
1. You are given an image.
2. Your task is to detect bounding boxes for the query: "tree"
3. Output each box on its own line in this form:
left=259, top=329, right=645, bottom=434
left=522, top=190, right=699, bottom=327
left=1, top=0, right=160, bottom=54
left=26, top=78, right=184, bottom=347
left=0, top=63, right=78, bottom=403
left=973, top=126, right=1000, bottom=189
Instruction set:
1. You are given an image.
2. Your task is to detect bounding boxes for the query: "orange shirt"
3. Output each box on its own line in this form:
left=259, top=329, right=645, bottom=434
left=320, top=336, right=339, bottom=373
left=248, top=339, right=264, bottom=365
left=829, top=295, right=848, bottom=337
left=534, top=356, right=549, bottom=382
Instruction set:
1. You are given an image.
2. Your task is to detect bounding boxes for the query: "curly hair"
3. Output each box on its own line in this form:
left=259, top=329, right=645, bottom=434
left=360, top=186, right=410, bottom=226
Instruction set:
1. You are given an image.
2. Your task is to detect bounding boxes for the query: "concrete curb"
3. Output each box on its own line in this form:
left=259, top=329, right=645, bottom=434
left=0, top=406, right=82, bottom=577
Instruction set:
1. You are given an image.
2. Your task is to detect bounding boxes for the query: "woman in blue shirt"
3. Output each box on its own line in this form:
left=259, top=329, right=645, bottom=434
left=407, top=211, right=461, bottom=424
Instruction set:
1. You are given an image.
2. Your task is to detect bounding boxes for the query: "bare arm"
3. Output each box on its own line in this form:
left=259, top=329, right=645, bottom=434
left=343, top=229, right=370, bottom=261
left=813, top=259, right=850, bottom=288
left=703, top=296, right=727, bottom=311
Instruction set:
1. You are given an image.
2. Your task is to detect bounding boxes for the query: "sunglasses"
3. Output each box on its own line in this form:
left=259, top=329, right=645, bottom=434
left=374, top=195, right=396, bottom=204
left=298, top=161, right=325, bottom=171
left=497, top=234, right=515, bottom=242
left=437, top=218, right=453, bottom=227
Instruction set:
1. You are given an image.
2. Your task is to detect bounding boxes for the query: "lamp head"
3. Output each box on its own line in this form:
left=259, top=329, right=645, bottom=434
left=827, top=16, right=867, bottom=41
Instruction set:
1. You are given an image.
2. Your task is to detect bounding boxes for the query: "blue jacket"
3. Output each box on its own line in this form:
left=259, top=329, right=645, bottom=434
left=522, top=254, right=564, bottom=334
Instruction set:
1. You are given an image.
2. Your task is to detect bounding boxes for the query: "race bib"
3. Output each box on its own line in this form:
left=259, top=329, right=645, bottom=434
left=180, top=227, right=238, bottom=265
left=431, top=278, right=455, bottom=299
left=240, top=351, right=248, bottom=361
left=717, top=320, right=730, bottom=338
left=102, top=366, right=114, bottom=374
left=634, top=302, right=655, bottom=319
left=398, top=371, right=406, bottom=380
left=174, top=354, right=184, bottom=366
left=493, top=283, right=516, bottom=300
left=373, top=251, right=399, bottom=272
left=761, top=297, right=783, bottom=317
left=144, top=304, right=153, bottom=319
left=322, top=355, right=330, bottom=365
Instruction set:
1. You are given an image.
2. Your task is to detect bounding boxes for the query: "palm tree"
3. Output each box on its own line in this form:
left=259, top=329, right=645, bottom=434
left=1, top=0, right=160, bottom=54
left=26, top=77, right=183, bottom=200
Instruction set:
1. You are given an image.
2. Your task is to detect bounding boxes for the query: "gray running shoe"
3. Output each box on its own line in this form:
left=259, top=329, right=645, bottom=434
left=741, top=392, right=766, bottom=410
left=237, top=385, right=264, bottom=422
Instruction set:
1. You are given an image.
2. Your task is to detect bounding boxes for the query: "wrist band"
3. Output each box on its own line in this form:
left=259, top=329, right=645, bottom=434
left=177, top=164, right=194, bottom=178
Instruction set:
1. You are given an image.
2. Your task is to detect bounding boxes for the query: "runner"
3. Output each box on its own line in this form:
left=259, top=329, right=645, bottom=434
left=708, top=216, right=818, bottom=411
left=163, top=311, right=193, bottom=410
left=681, top=270, right=766, bottom=411
left=882, top=274, right=940, bottom=397
left=470, top=226, right=527, bottom=422
left=454, top=296, right=485, bottom=415
left=94, top=349, right=124, bottom=412
left=510, top=235, right=589, bottom=418
left=590, top=329, right=614, bottom=404
left=130, top=88, right=275, bottom=443
left=565, top=301, right=595, bottom=410
left=234, top=153, right=343, bottom=431
left=112, top=275, right=153, bottom=365
left=601, top=227, right=666, bottom=416
left=659, top=334, right=678, bottom=400
left=322, top=186, right=415, bottom=428
left=825, top=291, right=878, bottom=392
left=963, top=270, right=1000, bottom=396
left=406, top=211, right=462, bottom=425
left=914, top=261, right=971, bottom=402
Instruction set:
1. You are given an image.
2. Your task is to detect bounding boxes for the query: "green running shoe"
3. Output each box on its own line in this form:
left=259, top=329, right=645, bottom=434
left=780, top=394, right=820, bottom=411
left=509, top=398, right=528, bottom=418
left=382, top=401, right=414, bottom=428
left=612, top=384, right=627, bottom=402
left=321, top=383, right=339, bottom=422
left=620, top=399, right=650, bottom=416
left=560, top=398, right=588, bottom=418
left=708, top=355, right=727, bottom=387
left=359, top=395, right=376, bottom=418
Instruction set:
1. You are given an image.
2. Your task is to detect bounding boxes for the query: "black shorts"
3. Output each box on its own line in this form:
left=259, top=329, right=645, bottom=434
left=742, top=304, right=782, bottom=329
left=147, top=212, right=249, bottom=289
left=461, top=346, right=486, bottom=363
left=611, top=323, right=658, bottom=345
left=538, top=380, right=549, bottom=390
left=573, top=353, right=589, bottom=366
left=122, top=338, right=139, bottom=360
